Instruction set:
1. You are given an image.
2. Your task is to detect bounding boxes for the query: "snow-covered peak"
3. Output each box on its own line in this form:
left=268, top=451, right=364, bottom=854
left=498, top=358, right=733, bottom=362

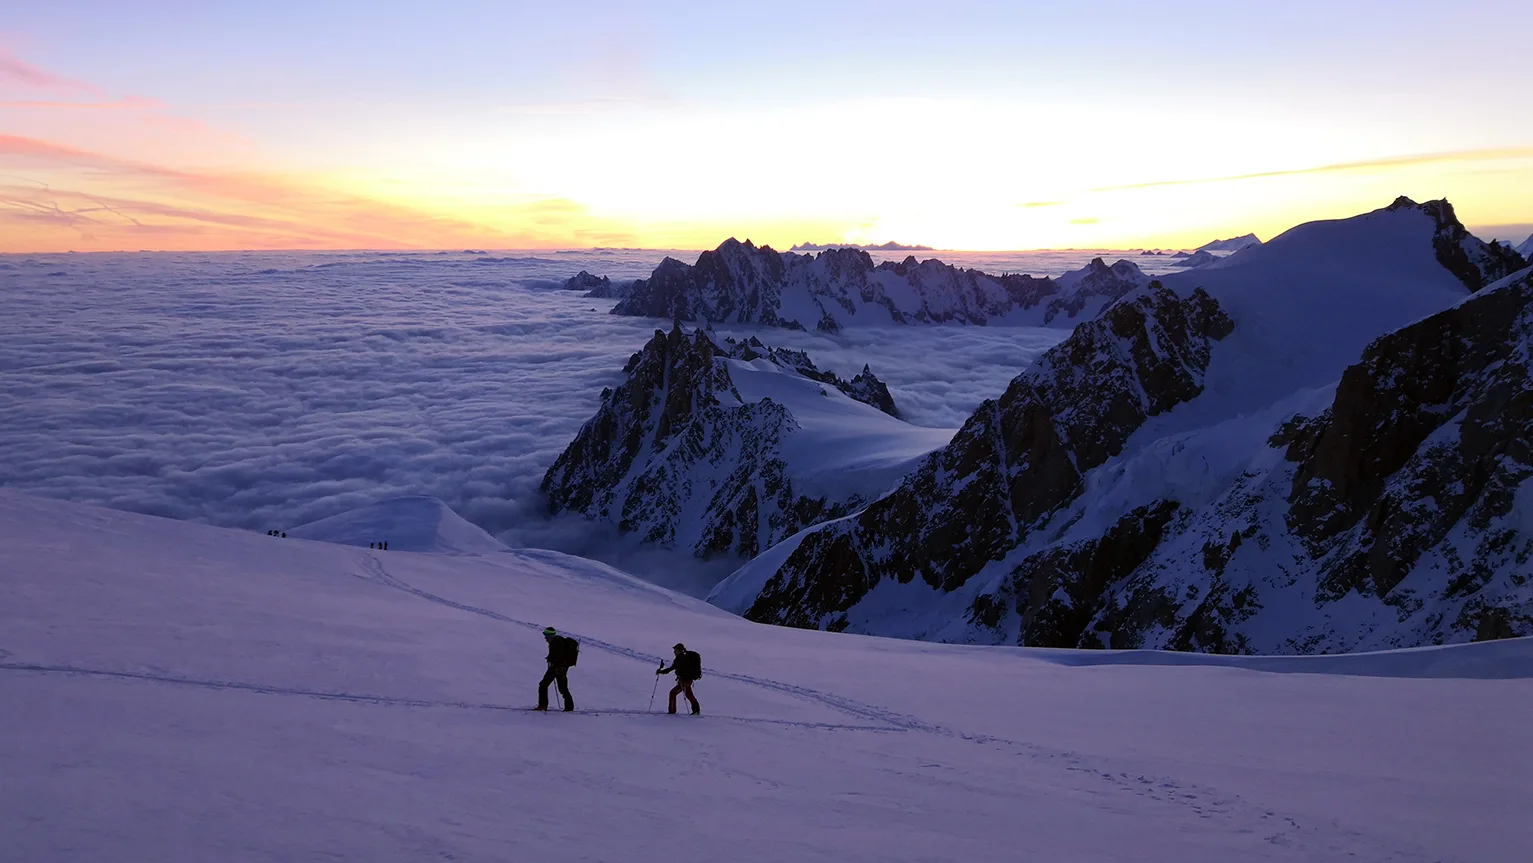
left=716, top=199, right=1533, bottom=655
left=1383, top=196, right=1526, bottom=290
left=1516, top=233, right=1533, bottom=260
left=1150, top=196, right=1497, bottom=429
left=1197, top=233, right=1261, bottom=252
left=288, top=496, right=506, bottom=554
left=1170, top=249, right=1218, bottom=269
left=542, top=325, right=949, bottom=559
left=1053, top=256, right=1147, bottom=290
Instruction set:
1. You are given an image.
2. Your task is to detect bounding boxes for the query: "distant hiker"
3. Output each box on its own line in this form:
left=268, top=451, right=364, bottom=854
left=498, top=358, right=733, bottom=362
left=657, top=643, right=702, bottom=715
left=382, top=540, right=388, bottom=551
left=369, top=542, right=375, bottom=549
left=280, top=532, right=286, bottom=538
left=536, top=627, right=579, bottom=711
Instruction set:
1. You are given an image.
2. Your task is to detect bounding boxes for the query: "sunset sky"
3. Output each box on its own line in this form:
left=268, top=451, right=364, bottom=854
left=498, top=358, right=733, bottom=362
left=2, top=0, right=1529, bottom=252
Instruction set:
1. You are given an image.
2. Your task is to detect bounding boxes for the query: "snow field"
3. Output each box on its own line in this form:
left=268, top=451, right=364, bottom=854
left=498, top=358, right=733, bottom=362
left=3, top=490, right=1531, bottom=862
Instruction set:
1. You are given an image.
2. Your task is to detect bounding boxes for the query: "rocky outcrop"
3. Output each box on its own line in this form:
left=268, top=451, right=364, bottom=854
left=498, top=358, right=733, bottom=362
left=562, top=270, right=633, bottom=299
left=1077, top=267, right=1533, bottom=653
left=1286, top=268, right=1533, bottom=608
left=1044, top=257, right=1151, bottom=324
left=738, top=282, right=1234, bottom=628
left=541, top=325, right=912, bottom=559
left=609, top=240, right=1148, bottom=331
left=968, top=500, right=1184, bottom=647
left=1387, top=196, right=1526, bottom=290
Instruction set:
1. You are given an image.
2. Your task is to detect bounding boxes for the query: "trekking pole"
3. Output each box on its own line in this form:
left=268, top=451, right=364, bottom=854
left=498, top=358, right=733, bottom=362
left=647, top=668, right=662, bottom=712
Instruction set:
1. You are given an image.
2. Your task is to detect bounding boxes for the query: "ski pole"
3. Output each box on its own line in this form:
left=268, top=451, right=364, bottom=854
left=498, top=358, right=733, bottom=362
left=648, top=664, right=663, bottom=711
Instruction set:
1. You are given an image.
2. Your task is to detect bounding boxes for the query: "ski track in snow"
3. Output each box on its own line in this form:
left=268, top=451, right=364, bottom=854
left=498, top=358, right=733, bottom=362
left=0, top=534, right=1480, bottom=863
left=329, top=552, right=1454, bottom=863
left=0, top=545, right=1452, bottom=863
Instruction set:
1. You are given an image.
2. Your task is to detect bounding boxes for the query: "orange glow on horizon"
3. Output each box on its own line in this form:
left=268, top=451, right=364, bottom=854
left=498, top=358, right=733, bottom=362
left=1, top=44, right=1530, bottom=255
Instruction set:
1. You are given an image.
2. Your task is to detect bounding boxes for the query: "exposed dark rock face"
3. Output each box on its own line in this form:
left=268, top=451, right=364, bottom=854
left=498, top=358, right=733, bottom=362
left=616, top=240, right=794, bottom=326
left=968, top=500, right=1184, bottom=648
left=562, top=270, right=609, bottom=293
left=541, top=325, right=902, bottom=559
left=609, top=240, right=1147, bottom=330
left=561, top=270, right=633, bottom=299
left=1025, top=268, right=1533, bottom=651
left=1286, top=269, right=1533, bottom=614
left=1042, top=258, right=1151, bottom=324
left=726, top=265, right=1533, bottom=652
left=716, top=201, right=1532, bottom=654
left=742, top=282, right=1235, bottom=628
left=1387, top=197, right=1526, bottom=290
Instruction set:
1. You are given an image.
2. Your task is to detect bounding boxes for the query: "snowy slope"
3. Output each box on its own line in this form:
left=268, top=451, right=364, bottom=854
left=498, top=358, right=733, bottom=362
left=717, top=199, right=1533, bottom=652
left=3, top=489, right=1532, bottom=862
left=1172, top=249, right=1218, bottom=268
left=289, top=495, right=507, bottom=554
left=1197, top=233, right=1262, bottom=252
left=1518, top=233, right=1533, bottom=259
left=542, top=326, right=953, bottom=559
left=608, top=241, right=1150, bottom=330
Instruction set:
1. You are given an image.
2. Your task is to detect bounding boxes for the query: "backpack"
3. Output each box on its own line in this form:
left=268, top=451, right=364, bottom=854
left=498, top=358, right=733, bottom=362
left=554, top=635, right=580, bottom=667
left=679, top=649, right=702, bottom=681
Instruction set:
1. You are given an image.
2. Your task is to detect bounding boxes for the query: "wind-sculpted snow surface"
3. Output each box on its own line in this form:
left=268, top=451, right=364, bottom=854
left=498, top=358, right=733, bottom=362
left=715, top=199, right=1533, bottom=653
left=610, top=240, right=1151, bottom=330
left=542, top=326, right=949, bottom=559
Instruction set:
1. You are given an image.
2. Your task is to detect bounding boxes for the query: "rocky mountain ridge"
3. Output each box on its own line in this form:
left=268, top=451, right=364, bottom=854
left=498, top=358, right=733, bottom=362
left=710, top=198, right=1533, bottom=653
left=607, top=242, right=1150, bottom=331
left=562, top=270, right=634, bottom=299
left=541, top=325, right=943, bottom=559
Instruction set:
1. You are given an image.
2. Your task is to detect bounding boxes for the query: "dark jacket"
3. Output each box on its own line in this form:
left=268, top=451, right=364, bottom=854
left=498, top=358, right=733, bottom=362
left=660, top=650, right=700, bottom=682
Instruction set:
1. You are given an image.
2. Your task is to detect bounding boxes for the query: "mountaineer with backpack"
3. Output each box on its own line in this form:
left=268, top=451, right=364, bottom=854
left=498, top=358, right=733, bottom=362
left=656, top=643, right=702, bottom=715
left=536, top=626, right=579, bottom=711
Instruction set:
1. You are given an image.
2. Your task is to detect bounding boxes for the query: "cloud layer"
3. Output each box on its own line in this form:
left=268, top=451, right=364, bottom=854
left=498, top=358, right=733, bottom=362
left=1, top=248, right=1115, bottom=583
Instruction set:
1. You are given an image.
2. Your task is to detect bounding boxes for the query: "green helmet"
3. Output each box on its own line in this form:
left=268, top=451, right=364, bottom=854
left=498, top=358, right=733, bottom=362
left=543, top=627, right=557, bottom=639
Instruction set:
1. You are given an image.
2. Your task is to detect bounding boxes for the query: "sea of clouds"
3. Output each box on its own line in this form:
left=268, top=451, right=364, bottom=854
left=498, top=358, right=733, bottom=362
left=0, top=246, right=1182, bottom=589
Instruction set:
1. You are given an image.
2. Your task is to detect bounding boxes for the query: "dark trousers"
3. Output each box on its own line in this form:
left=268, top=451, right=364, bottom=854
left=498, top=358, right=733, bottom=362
left=539, top=664, right=573, bottom=710
left=669, top=677, right=699, bottom=714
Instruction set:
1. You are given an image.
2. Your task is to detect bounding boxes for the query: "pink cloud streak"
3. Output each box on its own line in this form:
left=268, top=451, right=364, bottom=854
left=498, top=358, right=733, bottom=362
left=0, top=48, right=100, bottom=94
